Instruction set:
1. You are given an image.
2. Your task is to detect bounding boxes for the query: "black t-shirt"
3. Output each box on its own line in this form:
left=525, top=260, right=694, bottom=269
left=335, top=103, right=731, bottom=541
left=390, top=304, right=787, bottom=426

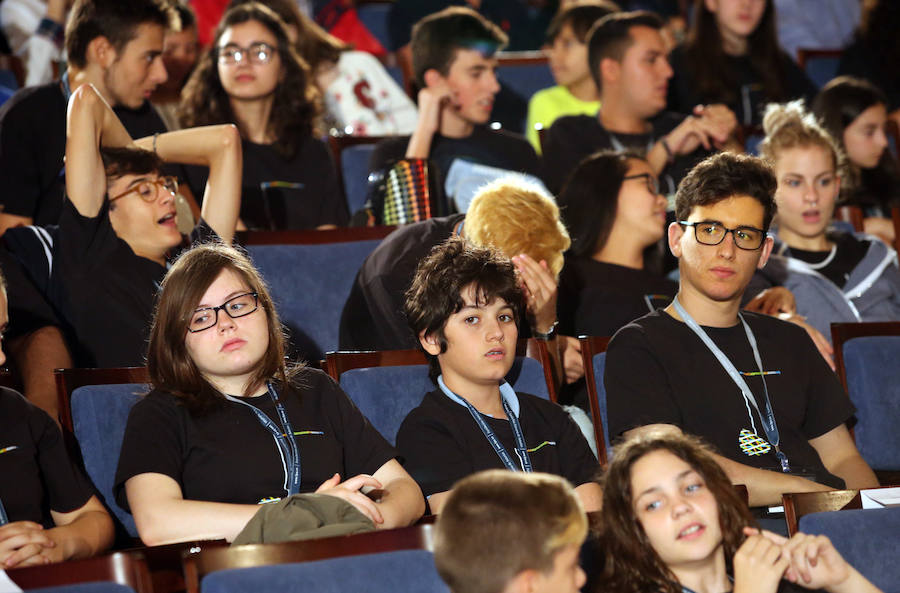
left=0, top=245, right=60, bottom=340
left=605, top=310, right=853, bottom=488
left=396, top=388, right=599, bottom=496
left=0, top=82, right=168, bottom=225
left=541, top=112, right=709, bottom=196
left=0, top=387, right=94, bottom=527
left=184, top=136, right=347, bottom=230
left=49, top=199, right=217, bottom=368
left=339, top=214, right=466, bottom=351
left=557, top=256, right=678, bottom=338
left=786, top=233, right=869, bottom=289
left=114, top=370, right=397, bottom=508
left=667, top=44, right=817, bottom=127
left=368, top=127, right=540, bottom=214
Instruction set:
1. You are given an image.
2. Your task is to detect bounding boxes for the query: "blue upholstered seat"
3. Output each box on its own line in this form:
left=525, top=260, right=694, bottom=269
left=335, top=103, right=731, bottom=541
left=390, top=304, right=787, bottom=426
left=71, top=384, right=146, bottom=537
left=842, top=336, right=900, bottom=470
left=200, top=549, right=450, bottom=593
left=341, top=144, right=378, bottom=215
left=799, top=507, right=900, bottom=592
left=495, top=62, right=554, bottom=102
left=247, top=240, right=382, bottom=360
left=590, top=352, right=612, bottom=454
left=339, top=357, right=549, bottom=444
left=356, top=3, right=392, bottom=50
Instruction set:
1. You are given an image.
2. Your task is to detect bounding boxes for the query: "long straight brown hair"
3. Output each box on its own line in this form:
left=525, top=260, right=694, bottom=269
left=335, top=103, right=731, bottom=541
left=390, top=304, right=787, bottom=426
left=146, top=242, right=300, bottom=414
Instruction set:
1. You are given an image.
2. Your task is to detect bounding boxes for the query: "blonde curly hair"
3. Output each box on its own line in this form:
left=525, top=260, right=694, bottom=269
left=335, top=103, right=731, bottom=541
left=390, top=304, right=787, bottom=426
left=464, top=178, right=570, bottom=278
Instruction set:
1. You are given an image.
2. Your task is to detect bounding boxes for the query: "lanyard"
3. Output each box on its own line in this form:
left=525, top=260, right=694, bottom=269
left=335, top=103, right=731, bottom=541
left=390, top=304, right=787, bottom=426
left=0, top=498, right=7, bottom=526
left=446, top=384, right=533, bottom=473
left=673, top=298, right=790, bottom=473
left=225, top=382, right=302, bottom=496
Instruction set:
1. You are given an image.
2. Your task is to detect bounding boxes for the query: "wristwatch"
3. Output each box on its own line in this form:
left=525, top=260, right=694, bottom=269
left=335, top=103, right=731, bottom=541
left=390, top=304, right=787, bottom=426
left=533, top=320, right=559, bottom=341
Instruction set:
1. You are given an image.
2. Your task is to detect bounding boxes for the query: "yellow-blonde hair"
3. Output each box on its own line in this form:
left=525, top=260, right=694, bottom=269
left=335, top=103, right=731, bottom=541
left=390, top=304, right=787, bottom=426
left=758, top=100, right=846, bottom=177
left=465, top=178, right=570, bottom=278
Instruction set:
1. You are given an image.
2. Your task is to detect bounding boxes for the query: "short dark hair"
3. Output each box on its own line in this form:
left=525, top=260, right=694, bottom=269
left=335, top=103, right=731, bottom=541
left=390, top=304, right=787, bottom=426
left=410, top=6, right=507, bottom=89
left=65, top=0, right=176, bottom=69
left=404, top=237, right=523, bottom=383
left=545, top=0, right=620, bottom=44
left=674, top=152, right=777, bottom=232
left=597, top=431, right=755, bottom=593
left=586, top=10, right=663, bottom=92
left=100, top=146, right=164, bottom=181
left=435, top=470, right=587, bottom=593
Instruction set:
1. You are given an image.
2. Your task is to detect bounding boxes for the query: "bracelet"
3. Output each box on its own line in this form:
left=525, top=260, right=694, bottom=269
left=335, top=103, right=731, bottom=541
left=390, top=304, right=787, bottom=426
left=152, top=132, right=159, bottom=154
left=533, top=320, right=559, bottom=341
left=660, top=137, right=674, bottom=164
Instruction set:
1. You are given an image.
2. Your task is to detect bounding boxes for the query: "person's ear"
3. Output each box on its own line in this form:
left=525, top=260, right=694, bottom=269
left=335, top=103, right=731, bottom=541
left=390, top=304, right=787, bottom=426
left=87, top=35, right=117, bottom=69
left=500, top=569, right=538, bottom=593
left=668, top=221, right=685, bottom=258
left=757, top=234, right=774, bottom=269
left=419, top=330, right=442, bottom=356
left=599, top=56, right=620, bottom=86
left=423, top=68, right=445, bottom=89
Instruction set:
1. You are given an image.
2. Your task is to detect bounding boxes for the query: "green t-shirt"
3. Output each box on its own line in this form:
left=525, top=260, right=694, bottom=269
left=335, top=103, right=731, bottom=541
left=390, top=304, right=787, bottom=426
left=526, top=85, right=600, bottom=153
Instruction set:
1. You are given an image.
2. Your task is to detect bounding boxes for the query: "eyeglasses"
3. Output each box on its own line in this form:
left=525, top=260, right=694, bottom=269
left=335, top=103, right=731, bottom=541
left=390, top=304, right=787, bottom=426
left=679, top=221, right=766, bottom=250
left=217, top=42, right=277, bottom=65
left=187, top=292, right=259, bottom=333
left=624, top=173, right=660, bottom=196
left=109, top=176, right=178, bottom=203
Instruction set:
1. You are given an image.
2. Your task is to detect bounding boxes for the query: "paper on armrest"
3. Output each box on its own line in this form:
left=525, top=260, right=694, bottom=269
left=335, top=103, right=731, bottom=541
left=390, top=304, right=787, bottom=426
left=861, top=486, right=900, bottom=509
left=0, top=570, right=24, bottom=593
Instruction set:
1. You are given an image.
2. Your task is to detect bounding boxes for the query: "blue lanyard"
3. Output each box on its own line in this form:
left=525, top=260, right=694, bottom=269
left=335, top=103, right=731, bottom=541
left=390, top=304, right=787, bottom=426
left=0, top=497, right=8, bottom=526
left=673, top=298, right=790, bottom=473
left=454, top=390, right=532, bottom=473
left=225, top=382, right=302, bottom=496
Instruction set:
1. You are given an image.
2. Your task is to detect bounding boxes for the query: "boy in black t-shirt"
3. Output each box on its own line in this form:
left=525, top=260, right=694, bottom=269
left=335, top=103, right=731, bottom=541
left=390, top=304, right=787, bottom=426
left=396, top=237, right=602, bottom=514
left=604, top=153, right=878, bottom=509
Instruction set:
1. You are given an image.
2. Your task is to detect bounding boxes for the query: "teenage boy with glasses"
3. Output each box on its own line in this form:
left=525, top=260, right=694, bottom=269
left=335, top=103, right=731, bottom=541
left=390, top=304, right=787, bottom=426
left=604, top=153, right=877, bottom=516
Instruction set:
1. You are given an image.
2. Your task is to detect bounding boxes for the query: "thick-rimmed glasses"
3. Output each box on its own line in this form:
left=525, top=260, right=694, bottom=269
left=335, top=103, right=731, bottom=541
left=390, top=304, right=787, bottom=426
left=679, top=221, right=766, bottom=250
left=624, top=173, right=660, bottom=195
left=187, top=292, right=259, bottom=333
left=217, top=42, right=277, bottom=66
left=109, top=176, right=178, bottom=203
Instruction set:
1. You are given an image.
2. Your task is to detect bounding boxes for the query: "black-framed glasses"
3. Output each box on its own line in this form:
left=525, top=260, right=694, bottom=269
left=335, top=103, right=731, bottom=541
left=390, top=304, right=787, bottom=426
left=217, top=42, right=277, bottom=65
left=187, top=292, right=259, bottom=333
left=109, top=176, right=178, bottom=204
left=624, top=173, right=660, bottom=195
left=679, top=221, right=766, bottom=250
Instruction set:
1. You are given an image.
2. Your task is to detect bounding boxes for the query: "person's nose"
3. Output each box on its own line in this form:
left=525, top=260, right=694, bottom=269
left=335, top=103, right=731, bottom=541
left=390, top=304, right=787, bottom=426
left=875, top=127, right=889, bottom=151
left=150, top=55, right=168, bottom=85
left=716, top=230, right=737, bottom=259
left=486, top=69, right=500, bottom=95
left=485, top=318, right=505, bottom=342
left=216, top=308, right=236, bottom=332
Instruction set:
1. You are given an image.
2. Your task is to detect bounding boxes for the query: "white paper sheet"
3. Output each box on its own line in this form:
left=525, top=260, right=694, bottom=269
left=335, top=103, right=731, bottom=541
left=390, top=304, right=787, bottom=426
left=0, top=570, right=24, bottom=593
left=860, top=486, right=900, bottom=509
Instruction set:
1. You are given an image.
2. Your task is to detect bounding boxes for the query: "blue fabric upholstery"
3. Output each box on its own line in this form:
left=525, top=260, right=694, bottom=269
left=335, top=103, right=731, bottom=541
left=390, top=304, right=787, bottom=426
left=590, top=353, right=611, bottom=453
left=247, top=241, right=382, bottom=359
left=71, top=384, right=146, bottom=537
left=356, top=3, right=392, bottom=50
left=803, top=55, right=841, bottom=89
left=29, top=584, right=137, bottom=593
left=842, top=336, right=900, bottom=470
left=341, top=144, right=377, bottom=215
left=200, top=549, right=450, bottom=593
left=799, top=507, right=900, bottom=592
left=339, top=357, right=549, bottom=444
left=495, top=63, right=554, bottom=102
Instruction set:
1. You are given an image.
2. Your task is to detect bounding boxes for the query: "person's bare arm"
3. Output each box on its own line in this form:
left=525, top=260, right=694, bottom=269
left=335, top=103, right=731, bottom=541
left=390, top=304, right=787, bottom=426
left=371, top=459, right=425, bottom=528
left=625, top=424, right=832, bottom=507
left=809, top=424, right=878, bottom=489
left=426, top=491, right=450, bottom=514
left=6, top=326, right=72, bottom=420
left=125, top=472, right=260, bottom=545
left=405, top=84, right=453, bottom=159
left=574, top=482, right=603, bottom=512
left=0, top=214, right=33, bottom=236
left=65, top=84, right=133, bottom=218
left=133, top=125, right=242, bottom=244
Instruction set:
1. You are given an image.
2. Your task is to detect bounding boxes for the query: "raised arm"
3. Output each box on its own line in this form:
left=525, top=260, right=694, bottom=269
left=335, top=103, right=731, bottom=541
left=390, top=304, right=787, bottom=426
left=133, top=125, right=242, bottom=244
left=64, top=84, right=134, bottom=218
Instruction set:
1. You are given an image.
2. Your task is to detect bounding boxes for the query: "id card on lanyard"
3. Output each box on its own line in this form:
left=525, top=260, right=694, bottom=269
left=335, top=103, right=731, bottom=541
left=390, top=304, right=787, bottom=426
left=673, top=298, right=790, bottom=473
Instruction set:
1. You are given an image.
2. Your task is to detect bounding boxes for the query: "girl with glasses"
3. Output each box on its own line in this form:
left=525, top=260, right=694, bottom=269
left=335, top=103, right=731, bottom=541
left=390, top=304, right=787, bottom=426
left=180, top=3, right=347, bottom=231
left=755, top=100, right=900, bottom=342
left=594, top=431, right=882, bottom=593
left=114, top=243, right=424, bottom=545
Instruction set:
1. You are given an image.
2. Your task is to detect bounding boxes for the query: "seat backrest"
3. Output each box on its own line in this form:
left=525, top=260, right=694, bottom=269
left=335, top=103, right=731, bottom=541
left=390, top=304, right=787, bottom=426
left=7, top=551, right=152, bottom=593
left=796, top=48, right=843, bottom=89
left=782, top=489, right=861, bottom=536
left=494, top=52, right=554, bottom=101
left=71, top=383, right=147, bottom=537
left=579, top=336, right=611, bottom=465
left=246, top=240, right=383, bottom=360
left=799, top=507, right=900, bottom=591
left=200, top=549, right=450, bottom=593
left=841, top=335, right=900, bottom=470
left=355, top=3, right=392, bottom=50
left=341, top=143, right=378, bottom=214
left=335, top=354, right=549, bottom=444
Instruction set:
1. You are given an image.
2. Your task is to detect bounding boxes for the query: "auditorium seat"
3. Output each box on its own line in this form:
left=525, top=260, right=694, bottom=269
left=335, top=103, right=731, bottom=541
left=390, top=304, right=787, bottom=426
left=579, top=335, right=611, bottom=465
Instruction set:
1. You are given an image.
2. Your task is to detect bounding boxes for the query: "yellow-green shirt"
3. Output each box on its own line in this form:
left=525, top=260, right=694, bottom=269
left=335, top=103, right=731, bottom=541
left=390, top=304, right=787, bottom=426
left=526, top=85, right=600, bottom=154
